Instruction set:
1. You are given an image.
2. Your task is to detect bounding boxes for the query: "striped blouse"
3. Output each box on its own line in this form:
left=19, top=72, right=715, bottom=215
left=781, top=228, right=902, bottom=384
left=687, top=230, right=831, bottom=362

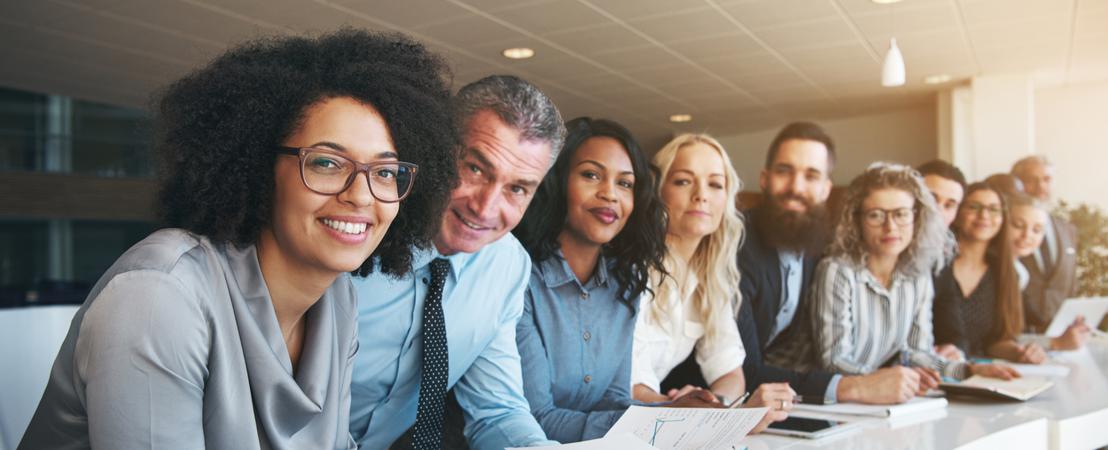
left=805, top=256, right=968, bottom=380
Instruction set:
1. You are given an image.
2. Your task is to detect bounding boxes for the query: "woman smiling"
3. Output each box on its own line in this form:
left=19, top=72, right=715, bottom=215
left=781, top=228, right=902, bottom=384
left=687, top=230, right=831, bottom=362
left=19, top=30, right=456, bottom=449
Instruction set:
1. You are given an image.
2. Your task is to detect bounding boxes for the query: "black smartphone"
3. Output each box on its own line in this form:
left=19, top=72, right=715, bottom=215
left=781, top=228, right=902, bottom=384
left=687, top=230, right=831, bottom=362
left=765, top=416, right=856, bottom=439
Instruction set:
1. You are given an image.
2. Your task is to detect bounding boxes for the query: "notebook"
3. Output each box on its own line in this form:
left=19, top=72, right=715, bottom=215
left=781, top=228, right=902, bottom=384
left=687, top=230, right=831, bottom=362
left=939, top=375, right=1054, bottom=401
left=790, top=396, right=948, bottom=418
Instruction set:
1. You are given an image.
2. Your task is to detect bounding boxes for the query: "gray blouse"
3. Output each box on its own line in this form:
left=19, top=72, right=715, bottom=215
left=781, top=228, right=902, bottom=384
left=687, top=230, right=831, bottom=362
left=19, top=229, right=358, bottom=450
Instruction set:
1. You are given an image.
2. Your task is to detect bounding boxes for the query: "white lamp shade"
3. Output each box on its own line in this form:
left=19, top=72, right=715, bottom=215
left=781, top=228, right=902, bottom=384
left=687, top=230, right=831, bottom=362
left=882, top=38, right=905, bottom=87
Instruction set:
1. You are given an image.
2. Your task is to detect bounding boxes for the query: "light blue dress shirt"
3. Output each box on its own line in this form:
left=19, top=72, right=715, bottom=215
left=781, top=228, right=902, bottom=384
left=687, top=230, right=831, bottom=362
left=517, top=251, right=637, bottom=443
left=768, top=249, right=804, bottom=347
left=772, top=249, right=842, bottom=402
left=349, top=234, right=554, bottom=449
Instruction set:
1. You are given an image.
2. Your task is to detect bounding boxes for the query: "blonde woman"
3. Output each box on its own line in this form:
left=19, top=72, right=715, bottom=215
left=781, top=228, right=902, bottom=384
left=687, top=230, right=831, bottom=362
left=803, top=163, right=1018, bottom=399
left=1007, top=192, right=1089, bottom=350
left=631, top=134, right=790, bottom=431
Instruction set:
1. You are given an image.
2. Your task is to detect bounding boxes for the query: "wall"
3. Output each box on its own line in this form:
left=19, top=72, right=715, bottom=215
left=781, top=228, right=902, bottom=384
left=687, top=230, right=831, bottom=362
left=716, top=104, right=938, bottom=191
left=1034, top=79, right=1108, bottom=211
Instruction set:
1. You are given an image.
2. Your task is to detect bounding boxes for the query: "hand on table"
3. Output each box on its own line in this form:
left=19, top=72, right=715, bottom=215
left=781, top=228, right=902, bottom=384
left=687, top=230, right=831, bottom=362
left=742, top=383, right=794, bottom=434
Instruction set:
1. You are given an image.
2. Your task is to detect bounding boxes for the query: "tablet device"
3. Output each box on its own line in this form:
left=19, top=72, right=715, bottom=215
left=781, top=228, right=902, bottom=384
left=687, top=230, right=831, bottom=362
left=1044, top=297, right=1108, bottom=337
left=763, top=416, right=859, bottom=439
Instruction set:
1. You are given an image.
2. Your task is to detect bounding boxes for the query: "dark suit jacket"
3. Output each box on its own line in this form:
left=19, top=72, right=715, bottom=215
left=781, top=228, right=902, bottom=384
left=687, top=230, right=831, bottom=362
left=1021, top=214, right=1078, bottom=332
left=660, top=207, right=835, bottom=397
left=738, top=207, right=834, bottom=396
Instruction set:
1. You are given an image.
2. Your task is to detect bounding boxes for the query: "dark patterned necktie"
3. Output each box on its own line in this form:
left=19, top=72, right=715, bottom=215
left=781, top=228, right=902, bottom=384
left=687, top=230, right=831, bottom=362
left=411, top=258, right=451, bottom=450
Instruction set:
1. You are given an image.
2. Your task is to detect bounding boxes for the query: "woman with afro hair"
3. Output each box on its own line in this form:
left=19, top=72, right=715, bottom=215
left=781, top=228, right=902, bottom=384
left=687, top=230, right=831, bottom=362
left=20, top=29, right=457, bottom=450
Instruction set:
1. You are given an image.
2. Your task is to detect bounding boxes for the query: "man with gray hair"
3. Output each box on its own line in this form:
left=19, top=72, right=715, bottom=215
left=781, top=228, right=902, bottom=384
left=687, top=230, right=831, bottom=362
left=349, top=75, right=565, bottom=449
left=1010, top=155, right=1079, bottom=331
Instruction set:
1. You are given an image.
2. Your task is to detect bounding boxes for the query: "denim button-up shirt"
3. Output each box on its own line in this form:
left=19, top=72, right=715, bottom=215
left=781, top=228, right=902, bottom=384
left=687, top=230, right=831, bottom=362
left=516, top=251, right=638, bottom=443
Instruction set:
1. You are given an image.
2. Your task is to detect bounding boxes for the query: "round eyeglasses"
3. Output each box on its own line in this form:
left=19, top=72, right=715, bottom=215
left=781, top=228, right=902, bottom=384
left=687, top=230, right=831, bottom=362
left=277, top=146, right=418, bottom=203
left=860, top=207, right=916, bottom=227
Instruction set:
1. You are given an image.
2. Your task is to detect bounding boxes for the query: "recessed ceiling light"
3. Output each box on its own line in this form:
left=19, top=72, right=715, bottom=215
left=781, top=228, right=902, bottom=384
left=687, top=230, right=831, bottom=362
left=669, top=114, right=692, bottom=123
left=502, top=47, right=534, bottom=59
left=871, top=0, right=903, bottom=4
left=924, top=74, right=952, bottom=84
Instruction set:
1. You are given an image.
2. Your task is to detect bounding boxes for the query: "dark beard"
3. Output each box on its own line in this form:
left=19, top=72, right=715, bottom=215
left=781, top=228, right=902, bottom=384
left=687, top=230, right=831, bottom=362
left=756, top=193, right=830, bottom=253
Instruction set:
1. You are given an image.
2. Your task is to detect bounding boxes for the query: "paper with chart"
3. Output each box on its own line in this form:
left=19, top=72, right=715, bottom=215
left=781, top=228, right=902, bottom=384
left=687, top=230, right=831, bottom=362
left=605, top=406, right=769, bottom=450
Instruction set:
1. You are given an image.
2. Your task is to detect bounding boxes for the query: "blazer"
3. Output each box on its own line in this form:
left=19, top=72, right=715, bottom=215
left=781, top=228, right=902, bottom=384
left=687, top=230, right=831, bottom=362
left=1020, top=214, right=1079, bottom=331
left=736, top=207, right=834, bottom=396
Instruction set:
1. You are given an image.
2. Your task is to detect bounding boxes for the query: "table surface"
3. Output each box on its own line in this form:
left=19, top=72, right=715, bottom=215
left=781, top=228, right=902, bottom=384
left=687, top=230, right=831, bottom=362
left=741, top=337, right=1108, bottom=450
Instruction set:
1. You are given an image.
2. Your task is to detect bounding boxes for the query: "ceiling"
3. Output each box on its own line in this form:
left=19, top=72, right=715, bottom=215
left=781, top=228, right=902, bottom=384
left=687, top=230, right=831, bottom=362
left=2, top=0, right=1106, bottom=147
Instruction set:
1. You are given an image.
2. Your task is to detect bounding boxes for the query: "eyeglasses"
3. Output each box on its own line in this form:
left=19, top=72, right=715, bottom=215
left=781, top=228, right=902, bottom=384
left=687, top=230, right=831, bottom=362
left=276, top=146, right=418, bottom=203
left=860, top=207, right=916, bottom=227
left=964, top=202, right=1004, bottom=217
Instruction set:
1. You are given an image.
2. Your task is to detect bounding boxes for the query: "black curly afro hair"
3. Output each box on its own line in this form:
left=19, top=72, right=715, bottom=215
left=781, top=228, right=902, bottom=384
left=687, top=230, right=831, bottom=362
left=155, top=29, right=458, bottom=278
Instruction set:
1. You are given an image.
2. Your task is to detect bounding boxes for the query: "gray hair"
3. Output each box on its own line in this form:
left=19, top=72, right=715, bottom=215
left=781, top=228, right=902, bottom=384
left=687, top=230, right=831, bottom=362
left=454, top=75, right=566, bottom=166
left=1011, top=155, right=1052, bottom=178
left=829, top=161, right=954, bottom=278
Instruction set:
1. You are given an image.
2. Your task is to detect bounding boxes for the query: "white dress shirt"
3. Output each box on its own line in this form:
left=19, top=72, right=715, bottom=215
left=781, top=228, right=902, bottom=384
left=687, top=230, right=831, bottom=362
left=631, top=272, right=746, bottom=393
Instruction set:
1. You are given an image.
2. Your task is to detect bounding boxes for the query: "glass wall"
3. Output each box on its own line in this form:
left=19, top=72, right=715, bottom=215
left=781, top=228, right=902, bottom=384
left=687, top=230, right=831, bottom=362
left=0, top=86, right=152, bottom=177
left=0, top=85, right=156, bottom=308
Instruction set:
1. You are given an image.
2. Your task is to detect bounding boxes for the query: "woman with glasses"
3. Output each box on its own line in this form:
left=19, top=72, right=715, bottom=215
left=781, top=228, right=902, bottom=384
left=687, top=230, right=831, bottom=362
left=20, top=30, right=456, bottom=449
left=933, top=183, right=1044, bottom=363
left=794, top=164, right=1017, bottom=396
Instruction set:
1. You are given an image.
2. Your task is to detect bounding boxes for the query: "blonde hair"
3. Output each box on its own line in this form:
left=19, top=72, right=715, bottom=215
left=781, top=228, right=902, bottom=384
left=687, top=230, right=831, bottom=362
left=648, top=133, right=744, bottom=339
left=829, top=162, right=952, bottom=277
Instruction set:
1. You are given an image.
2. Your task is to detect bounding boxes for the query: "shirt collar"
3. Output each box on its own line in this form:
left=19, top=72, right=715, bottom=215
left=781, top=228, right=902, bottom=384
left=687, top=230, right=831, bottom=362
left=540, top=248, right=611, bottom=289
left=412, top=245, right=471, bottom=280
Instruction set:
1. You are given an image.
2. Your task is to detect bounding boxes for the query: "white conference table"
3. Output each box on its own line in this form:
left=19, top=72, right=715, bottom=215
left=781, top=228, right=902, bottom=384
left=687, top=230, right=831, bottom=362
left=742, top=337, right=1108, bottom=450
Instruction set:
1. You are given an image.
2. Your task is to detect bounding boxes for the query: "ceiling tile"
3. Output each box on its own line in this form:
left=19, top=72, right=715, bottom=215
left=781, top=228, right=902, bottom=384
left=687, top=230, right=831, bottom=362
left=328, top=0, right=473, bottom=29
left=43, top=2, right=222, bottom=65
left=656, top=79, right=737, bottom=99
left=751, top=17, right=859, bottom=51
left=698, top=51, right=793, bottom=77
left=966, top=13, right=1071, bottom=49
left=413, top=13, right=527, bottom=47
left=94, top=0, right=273, bottom=46
left=621, top=63, right=719, bottom=88
left=716, top=0, right=840, bottom=29
left=581, top=0, right=708, bottom=21
left=627, top=7, right=740, bottom=43
left=590, top=44, right=682, bottom=70
left=848, top=4, right=961, bottom=41
left=541, top=23, right=651, bottom=56
left=834, top=0, right=950, bottom=15
left=664, top=32, right=763, bottom=60
left=779, top=43, right=877, bottom=69
left=488, top=0, right=612, bottom=35
left=959, top=0, right=1072, bottom=26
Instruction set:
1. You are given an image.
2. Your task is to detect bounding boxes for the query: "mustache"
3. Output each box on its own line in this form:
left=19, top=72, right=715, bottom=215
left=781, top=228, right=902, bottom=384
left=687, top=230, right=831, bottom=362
left=771, top=192, right=814, bottom=209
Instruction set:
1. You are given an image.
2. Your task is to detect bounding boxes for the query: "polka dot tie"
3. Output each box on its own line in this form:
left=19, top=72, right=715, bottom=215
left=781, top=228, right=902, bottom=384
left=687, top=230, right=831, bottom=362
left=411, top=258, right=451, bottom=450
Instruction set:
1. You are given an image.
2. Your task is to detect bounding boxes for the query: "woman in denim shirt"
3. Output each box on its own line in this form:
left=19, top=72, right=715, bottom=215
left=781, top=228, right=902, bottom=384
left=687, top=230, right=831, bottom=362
left=512, top=117, right=706, bottom=443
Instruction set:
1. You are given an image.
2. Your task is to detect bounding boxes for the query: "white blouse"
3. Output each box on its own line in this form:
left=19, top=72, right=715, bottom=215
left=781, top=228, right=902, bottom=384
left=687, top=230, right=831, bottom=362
left=630, top=273, right=746, bottom=393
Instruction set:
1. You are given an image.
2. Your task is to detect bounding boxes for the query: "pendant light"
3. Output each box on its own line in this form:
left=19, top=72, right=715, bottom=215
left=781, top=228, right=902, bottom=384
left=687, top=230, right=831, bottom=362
left=882, top=38, right=905, bottom=87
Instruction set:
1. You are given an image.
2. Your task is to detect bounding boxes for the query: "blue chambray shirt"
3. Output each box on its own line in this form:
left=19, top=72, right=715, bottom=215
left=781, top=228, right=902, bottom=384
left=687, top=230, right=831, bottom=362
left=349, top=234, right=554, bottom=449
left=517, top=251, right=638, bottom=443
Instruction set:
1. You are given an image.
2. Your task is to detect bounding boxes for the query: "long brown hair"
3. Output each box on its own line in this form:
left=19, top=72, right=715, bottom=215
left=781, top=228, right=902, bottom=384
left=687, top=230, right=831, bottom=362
left=954, top=182, right=1023, bottom=342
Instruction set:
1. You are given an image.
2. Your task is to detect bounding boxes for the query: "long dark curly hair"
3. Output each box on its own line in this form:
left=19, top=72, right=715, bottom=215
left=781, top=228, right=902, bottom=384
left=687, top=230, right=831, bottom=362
left=154, top=29, right=458, bottom=277
left=514, top=117, right=668, bottom=309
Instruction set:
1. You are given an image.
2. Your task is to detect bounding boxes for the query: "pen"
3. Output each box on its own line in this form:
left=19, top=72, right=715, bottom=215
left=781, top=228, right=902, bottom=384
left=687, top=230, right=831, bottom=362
left=727, top=392, right=752, bottom=408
